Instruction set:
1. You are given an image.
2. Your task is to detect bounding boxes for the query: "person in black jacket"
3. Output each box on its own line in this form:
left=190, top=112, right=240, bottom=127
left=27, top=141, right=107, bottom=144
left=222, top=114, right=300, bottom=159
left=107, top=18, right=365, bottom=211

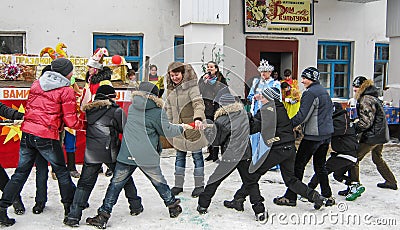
left=223, top=88, right=326, bottom=223
left=197, top=94, right=265, bottom=219
left=64, top=85, right=142, bottom=227
left=0, top=103, right=25, bottom=215
left=307, top=102, right=362, bottom=200
left=198, top=61, right=229, bottom=162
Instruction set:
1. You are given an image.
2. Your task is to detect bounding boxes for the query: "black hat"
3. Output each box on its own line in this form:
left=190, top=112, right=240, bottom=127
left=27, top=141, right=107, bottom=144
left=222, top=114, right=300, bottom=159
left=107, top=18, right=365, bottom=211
left=301, top=67, right=319, bottom=82
left=51, top=58, right=73, bottom=77
left=96, top=85, right=116, bottom=98
left=218, top=93, right=236, bottom=106
left=139, top=82, right=159, bottom=96
left=352, top=76, right=367, bottom=87
left=262, top=87, right=281, bottom=101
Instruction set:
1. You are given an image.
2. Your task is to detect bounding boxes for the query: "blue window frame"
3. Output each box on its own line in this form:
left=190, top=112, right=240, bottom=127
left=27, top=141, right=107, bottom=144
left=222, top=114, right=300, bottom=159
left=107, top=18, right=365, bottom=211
left=317, top=41, right=351, bottom=98
left=93, top=34, right=143, bottom=80
left=374, top=43, right=389, bottom=95
left=174, top=37, right=184, bottom=63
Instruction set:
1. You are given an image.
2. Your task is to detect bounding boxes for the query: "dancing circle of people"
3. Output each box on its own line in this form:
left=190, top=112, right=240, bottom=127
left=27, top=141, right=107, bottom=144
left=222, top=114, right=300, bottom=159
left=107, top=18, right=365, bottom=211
left=0, top=52, right=397, bottom=228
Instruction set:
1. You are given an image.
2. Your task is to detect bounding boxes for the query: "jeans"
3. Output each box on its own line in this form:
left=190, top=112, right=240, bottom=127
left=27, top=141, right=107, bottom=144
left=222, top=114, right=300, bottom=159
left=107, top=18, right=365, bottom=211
left=284, top=139, right=332, bottom=200
left=0, top=132, right=76, bottom=209
left=99, top=161, right=176, bottom=214
left=34, top=154, right=49, bottom=204
left=68, top=162, right=140, bottom=220
left=175, top=150, right=204, bottom=187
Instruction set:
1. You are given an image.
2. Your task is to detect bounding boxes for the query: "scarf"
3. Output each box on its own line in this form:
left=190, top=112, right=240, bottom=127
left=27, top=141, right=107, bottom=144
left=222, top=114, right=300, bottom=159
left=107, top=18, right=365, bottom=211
left=205, top=74, right=217, bottom=85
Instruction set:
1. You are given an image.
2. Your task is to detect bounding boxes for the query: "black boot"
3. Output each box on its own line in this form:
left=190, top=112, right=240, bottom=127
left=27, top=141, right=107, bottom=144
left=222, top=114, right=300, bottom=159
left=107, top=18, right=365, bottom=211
left=338, top=186, right=350, bottom=196
left=0, top=208, right=15, bottom=227
left=86, top=211, right=111, bottom=229
left=307, top=190, right=326, bottom=210
left=223, top=198, right=245, bottom=211
left=129, top=198, right=144, bottom=216
left=171, top=187, right=183, bottom=196
left=196, top=205, right=207, bottom=214
left=168, top=199, right=182, bottom=218
left=32, top=202, right=46, bottom=214
left=12, top=196, right=25, bottom=215
left=63, top=217, right=79, bottom=227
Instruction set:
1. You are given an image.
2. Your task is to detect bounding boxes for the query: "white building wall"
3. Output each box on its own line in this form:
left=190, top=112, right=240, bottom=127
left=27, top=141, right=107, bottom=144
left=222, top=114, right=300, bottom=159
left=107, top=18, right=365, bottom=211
left=0, top=0, right=183, bottom=74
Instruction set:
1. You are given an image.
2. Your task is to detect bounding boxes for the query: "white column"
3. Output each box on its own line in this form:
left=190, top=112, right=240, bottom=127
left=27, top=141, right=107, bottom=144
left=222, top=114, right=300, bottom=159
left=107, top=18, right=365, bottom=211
left=180, top=0, right=229, bottom=77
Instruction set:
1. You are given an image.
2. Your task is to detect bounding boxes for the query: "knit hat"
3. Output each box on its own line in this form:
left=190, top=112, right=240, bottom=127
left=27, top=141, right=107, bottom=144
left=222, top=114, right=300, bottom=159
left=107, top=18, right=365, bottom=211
left=218, top=93, right=236, bottom=106
left=96, top=85, right=116, bottom=98
left=301, top=67, right=319, bottom=82
left=257, top=59, right=274, bottom=72
left=352, top=76, right=367, bottom=87
left=262, top=87, right=281, bottom=101
left=51, top=58, right=73, bottom=77
left=139, top=81, right=159, bottom=96
left=87, top=48, right=109, bottom=70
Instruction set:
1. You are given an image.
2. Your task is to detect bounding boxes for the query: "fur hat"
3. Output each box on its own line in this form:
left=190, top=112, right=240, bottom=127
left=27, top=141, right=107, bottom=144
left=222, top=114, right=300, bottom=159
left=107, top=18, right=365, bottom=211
left=96, top=85, right=116, bottom=98
left=301, top=67, right=319, bottom=82
left=51, top=58, right=73, bottom=77
left=257, top=59, right=274, bottom=72
left=87, top=48, right=109, bottom=70
left=139, top=82, right=159, bottom=96
left=262, top=87, right=281, bottom=101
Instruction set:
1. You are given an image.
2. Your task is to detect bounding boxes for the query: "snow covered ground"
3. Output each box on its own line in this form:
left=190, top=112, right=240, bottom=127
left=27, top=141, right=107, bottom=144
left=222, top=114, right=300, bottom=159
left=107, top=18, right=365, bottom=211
left=3, top=144, right=400, bottom=230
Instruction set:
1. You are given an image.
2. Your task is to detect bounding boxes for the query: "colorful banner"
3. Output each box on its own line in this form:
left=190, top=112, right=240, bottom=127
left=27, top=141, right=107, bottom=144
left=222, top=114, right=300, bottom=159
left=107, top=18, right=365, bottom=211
left=0, top=55, right=128, bottom=81
left=0, top=87, right=132, bottom=102
left=244, top=0, right=313, bottom=34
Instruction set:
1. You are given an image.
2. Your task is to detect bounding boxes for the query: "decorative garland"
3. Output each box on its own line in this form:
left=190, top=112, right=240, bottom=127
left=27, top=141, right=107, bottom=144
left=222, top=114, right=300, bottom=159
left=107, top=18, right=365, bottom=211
left=4, top=64, right=21, bottom=80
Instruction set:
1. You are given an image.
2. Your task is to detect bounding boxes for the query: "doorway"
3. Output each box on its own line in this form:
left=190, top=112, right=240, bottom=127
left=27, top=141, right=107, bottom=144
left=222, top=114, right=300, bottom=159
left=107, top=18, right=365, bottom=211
left=245, top=39, right=299, bottom=96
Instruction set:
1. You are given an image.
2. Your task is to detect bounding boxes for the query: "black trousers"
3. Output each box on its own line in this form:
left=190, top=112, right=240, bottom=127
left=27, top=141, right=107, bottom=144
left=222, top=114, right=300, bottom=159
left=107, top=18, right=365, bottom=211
left=235, top=143, right=316, bottom=204
left=284, top=138, right=332, bottom=200
left=198, top=159, right=265, bottom=214
left=0, top=164, right=23, bottom=204
left=308, top=154, right=355, bottom=189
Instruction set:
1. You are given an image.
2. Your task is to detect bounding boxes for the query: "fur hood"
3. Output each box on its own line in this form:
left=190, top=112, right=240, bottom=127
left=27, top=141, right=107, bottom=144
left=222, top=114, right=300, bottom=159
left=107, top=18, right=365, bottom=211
left=214, top=102, right=244, bottom=120
left=82, top=99, right=112, bottom=112
left=131, top=91, right=164, bottom=108
left=166, top=63, right=198, bottom=91
left=355, top=79, right=378, bottom=100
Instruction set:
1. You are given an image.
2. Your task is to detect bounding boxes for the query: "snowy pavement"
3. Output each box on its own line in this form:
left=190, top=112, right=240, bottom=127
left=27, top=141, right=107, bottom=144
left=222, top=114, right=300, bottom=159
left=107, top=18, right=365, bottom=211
left=3, top=144, right=400, bottom=230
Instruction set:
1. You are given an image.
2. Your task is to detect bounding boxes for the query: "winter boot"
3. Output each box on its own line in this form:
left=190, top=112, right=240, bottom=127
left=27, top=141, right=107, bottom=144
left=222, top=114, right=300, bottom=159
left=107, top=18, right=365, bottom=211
left=63, top=203, right=71, bottom=223
left=0, top=208, right=15, bottom=227
left=63, top=216, right=80, bottom=227
left=273, top=196, right=296, bottom=207
left=32, top=202, right=46, bottom=214
left=346, top=183, right=365, bottom=201
left=192, top=176, right=204, bottom=198
left=324, top=196, right=336, bottom=207
left=105, top=168, right=113, bottom=177
left=86, top=211, right=111, bottom=229
left=223, top=198, right=245, bottom=211
left=129, top=198, right=144, bottom=216
left=168, top=199, right=182, bottom=218
left=377, top=181, right=398, bottom=190
left=255, top=211, right=269, bottom=224
left=12, top=196, right=25, bottom=215
left=338, top=186, right=350, bottom=196
left=171, top=175, right=184, bottom=196
left=307, top=190, right=326, bottom=210
left=196, top=205, right=208, bottom=214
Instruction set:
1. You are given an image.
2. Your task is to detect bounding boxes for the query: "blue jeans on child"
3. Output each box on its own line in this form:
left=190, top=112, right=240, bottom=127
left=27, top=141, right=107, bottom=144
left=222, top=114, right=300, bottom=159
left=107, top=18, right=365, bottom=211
left=99, top=161, right=177, bottom=214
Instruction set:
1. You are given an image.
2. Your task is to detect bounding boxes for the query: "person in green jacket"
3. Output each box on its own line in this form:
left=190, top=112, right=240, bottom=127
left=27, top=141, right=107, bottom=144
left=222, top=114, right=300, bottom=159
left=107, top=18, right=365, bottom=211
left=86, top=82, right=190, bottom=229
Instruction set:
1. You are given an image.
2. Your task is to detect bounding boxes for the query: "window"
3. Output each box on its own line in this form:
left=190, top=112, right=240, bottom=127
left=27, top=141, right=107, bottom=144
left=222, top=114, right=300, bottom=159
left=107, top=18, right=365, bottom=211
left=374, top=43, right=389, bottom=96
left=174, top=37, right=184, bottom=63
left=317, top=41, right=351, bottom=98
left=93, top=35, right=143, bottom=80
left=0, top=33, right=25, bottom=54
